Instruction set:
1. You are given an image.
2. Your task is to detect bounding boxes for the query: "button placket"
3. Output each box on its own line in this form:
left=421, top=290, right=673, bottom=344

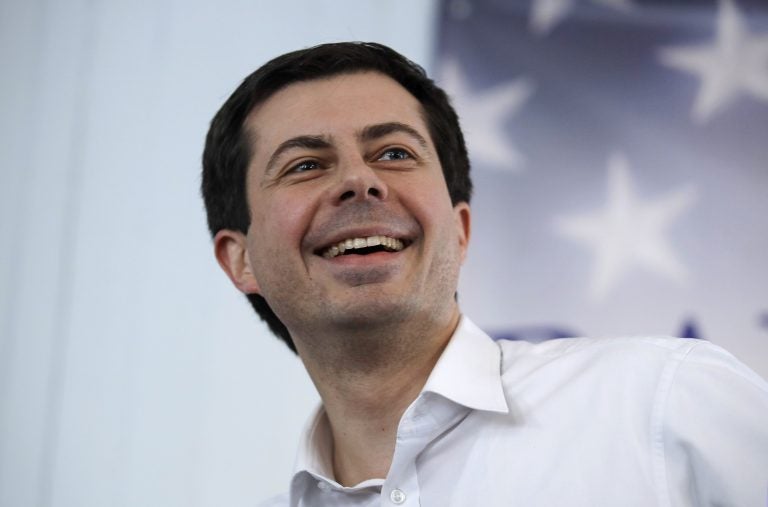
left=381, top=394, right=452, bottom=506
left=382, top=460, right=420, bottom=506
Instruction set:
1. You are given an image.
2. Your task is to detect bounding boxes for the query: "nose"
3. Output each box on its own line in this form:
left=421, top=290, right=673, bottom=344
left=334, top=158, right=389, bottom=204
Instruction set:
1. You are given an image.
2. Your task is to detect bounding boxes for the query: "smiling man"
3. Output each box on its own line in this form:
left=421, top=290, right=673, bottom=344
left=202, top=43, right=768, bottom=506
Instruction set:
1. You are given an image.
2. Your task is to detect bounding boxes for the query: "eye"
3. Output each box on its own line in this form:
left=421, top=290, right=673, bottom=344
left=377, top=148, right=412, bottom=161
left=288, top=159, right=321, bottom=173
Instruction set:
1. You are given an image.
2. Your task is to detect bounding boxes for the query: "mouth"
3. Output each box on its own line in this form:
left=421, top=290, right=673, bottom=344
left=317, top=235, right=409, bottom=259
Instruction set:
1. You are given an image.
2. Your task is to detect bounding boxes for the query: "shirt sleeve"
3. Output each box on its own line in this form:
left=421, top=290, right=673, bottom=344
left=658, top=340, right=768, bottom=507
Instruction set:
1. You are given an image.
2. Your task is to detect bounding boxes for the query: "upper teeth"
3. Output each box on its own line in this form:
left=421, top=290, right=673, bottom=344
left=322, top=235, right=405, bottom=258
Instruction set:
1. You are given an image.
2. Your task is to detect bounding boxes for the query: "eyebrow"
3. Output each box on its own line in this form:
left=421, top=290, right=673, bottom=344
left=360, top=122, right=429, bottom=149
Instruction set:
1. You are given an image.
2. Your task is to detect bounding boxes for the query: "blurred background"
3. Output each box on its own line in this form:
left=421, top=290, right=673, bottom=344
left=1, top=0, right=766, bottom=505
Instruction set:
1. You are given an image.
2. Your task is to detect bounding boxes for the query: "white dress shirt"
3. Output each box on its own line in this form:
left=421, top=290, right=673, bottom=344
left=260, top=316, right=768, bottom=506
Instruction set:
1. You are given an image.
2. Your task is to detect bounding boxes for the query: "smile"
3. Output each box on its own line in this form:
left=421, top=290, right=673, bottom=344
left=320, top=235, right=406, bottom=259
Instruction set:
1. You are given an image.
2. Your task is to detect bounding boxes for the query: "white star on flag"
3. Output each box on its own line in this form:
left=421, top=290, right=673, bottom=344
left=530, top=0, right=634, bottom=36
left=659, top=0, right=768, bottom=124
left=439, top=59, right=534, bottom=171
left=556, top=153, right=697, bottom=300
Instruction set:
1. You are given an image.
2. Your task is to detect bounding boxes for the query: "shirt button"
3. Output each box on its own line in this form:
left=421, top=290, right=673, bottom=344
left=317, top=481, right=331, bottom=492
left=389, top=488, right=406, bottom=504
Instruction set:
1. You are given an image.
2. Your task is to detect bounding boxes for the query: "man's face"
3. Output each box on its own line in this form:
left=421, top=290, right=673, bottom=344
left=235, top=72, right=470, bottom=341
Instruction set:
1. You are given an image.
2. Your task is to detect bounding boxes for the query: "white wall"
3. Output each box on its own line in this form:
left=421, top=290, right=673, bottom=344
left=0, top=1, right=437, bottom=506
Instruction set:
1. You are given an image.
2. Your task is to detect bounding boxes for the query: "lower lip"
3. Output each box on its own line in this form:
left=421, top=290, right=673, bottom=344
left=321, top=249, right=404, bottom=266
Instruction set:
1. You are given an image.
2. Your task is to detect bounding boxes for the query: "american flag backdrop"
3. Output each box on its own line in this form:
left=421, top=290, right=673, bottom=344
left=435, top=0, right=768, bottom=376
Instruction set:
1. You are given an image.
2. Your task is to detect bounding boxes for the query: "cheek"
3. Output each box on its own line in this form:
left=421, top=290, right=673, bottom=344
left=250, top=193, right=316, bottom=253
left=409, top=186, right=455, bottom=227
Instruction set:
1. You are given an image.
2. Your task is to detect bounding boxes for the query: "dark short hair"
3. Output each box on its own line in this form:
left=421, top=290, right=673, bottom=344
left=201, top=41, right=472, bottom=353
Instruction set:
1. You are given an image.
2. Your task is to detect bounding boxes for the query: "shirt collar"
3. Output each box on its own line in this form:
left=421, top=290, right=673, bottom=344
left=421, top=315, right=509, bottom=414
left=291, top=315, right=509, bottom=483
left=294, top=406, right=334, bottom=480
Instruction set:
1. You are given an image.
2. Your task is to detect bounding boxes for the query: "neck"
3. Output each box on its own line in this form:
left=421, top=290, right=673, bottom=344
left=293, top=308, right=461, bottom=486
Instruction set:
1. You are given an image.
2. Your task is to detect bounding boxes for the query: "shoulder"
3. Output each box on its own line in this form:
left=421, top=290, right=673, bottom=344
left=496, top=335, right=767, bottom=405
left=493, top=335, right=768, bottom=504
left=256, top=492, right=289, bottom=507
left=498, top=333, right=705, bottom=359
left=496, top=335, right=701, bottom=380
left=496, top=334, right=756, bottom=375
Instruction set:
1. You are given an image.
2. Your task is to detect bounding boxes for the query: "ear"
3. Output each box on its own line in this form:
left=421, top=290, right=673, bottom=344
left=213, top=229, right=262, bottom=294
left=453, top=202, right=471, bottom=263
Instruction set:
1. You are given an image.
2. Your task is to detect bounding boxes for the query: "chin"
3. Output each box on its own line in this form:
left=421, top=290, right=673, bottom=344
left=334, top=298, right=414, bottom=329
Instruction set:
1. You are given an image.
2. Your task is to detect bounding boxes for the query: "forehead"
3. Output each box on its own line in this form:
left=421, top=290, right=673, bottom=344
left=245, top=72, right=431, bottom=153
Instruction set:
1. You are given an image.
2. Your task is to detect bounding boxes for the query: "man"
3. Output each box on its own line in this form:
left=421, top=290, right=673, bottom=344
left=202, top=42, right=768, bottom=506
